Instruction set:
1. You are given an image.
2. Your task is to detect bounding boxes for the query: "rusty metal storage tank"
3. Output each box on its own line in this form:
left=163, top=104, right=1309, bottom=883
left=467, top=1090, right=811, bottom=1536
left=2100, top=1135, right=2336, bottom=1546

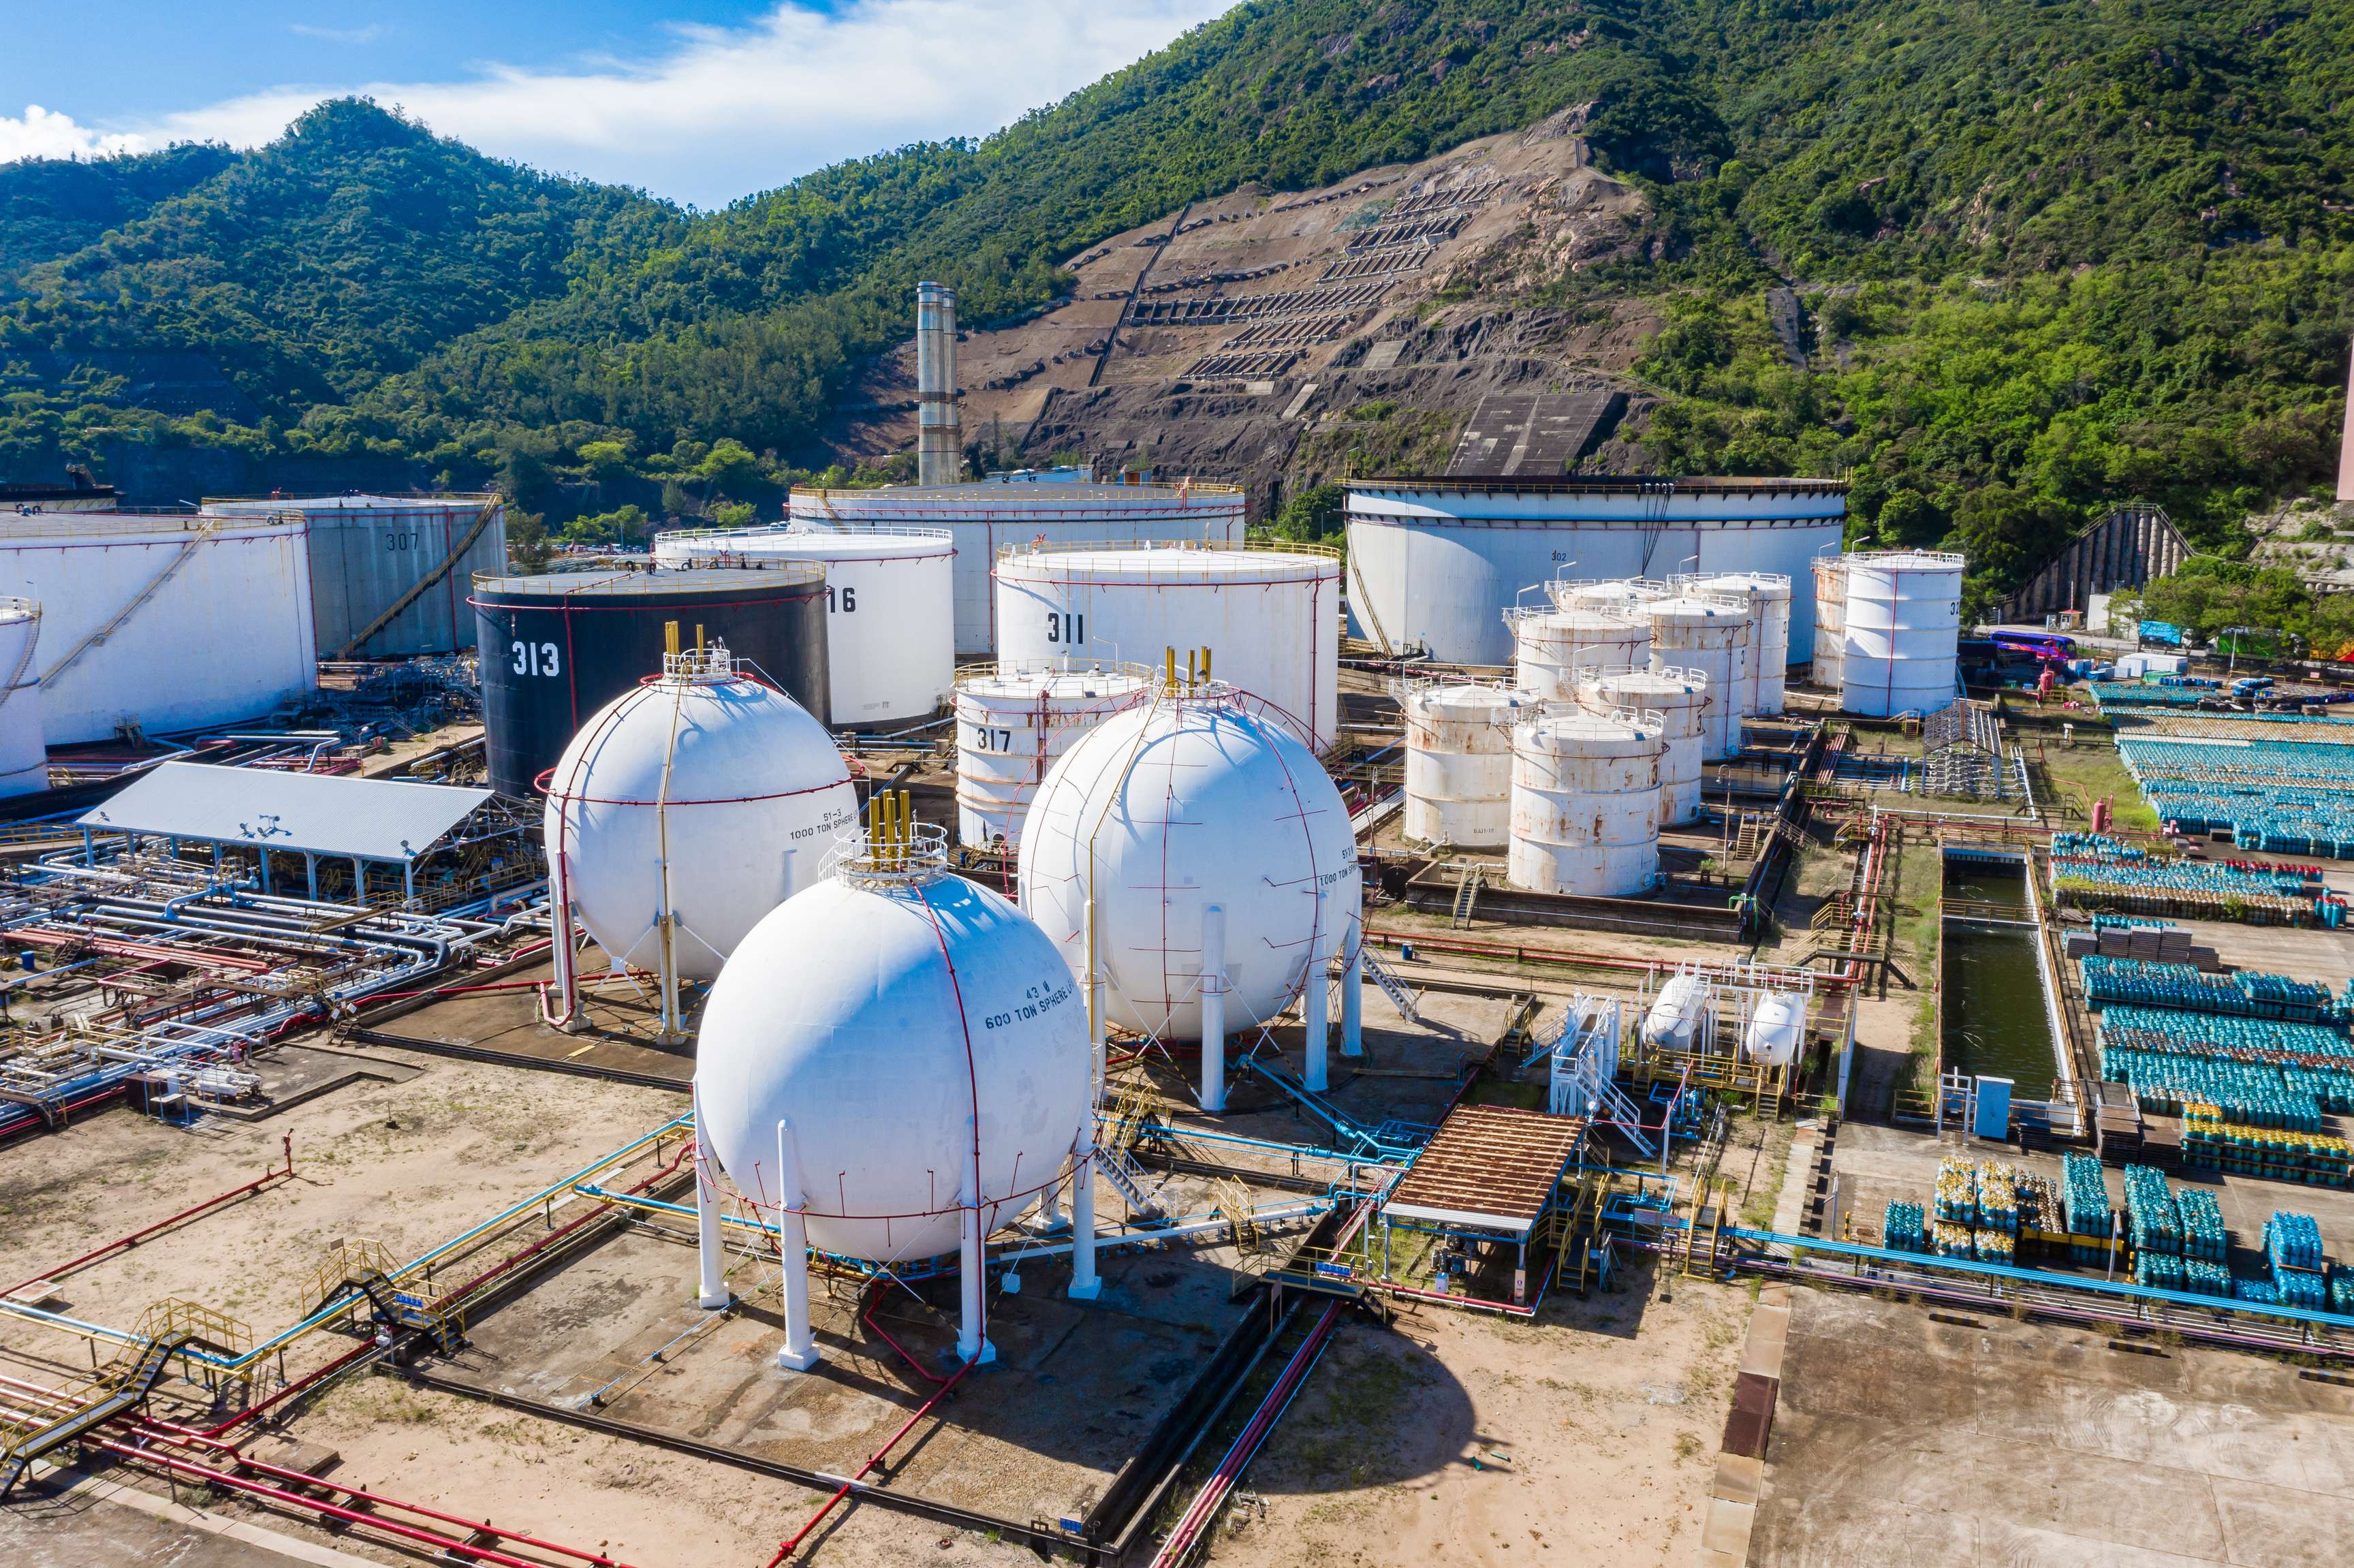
left=471, top=565, right=828, bottom=798
left=205, top=492, right=505, bottom=657
left=1400, top=680, right=1531, bottom=848
left=1508, top=710, right=1664, bottom=897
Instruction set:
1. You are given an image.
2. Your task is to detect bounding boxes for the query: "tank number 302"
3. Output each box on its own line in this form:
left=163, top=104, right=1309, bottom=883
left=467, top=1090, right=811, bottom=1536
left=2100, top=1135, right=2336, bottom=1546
left=510, top=640, right=562, bottom=677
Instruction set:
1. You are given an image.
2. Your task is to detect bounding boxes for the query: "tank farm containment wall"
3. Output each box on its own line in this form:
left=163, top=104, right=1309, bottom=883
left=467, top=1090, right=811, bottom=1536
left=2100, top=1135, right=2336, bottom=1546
left=206, top=493, right=506, bottom=658
left=1343, top=476, right=1848, bottom=666
left=653, top=527, right=956, bottom=727
left=0, top=509, right=317, bottom=744
left=992, top=543, right=1341, bottom=749
left=789, top=484, right=1245, bottom=657
left=471, top=566, right=830, bottom=799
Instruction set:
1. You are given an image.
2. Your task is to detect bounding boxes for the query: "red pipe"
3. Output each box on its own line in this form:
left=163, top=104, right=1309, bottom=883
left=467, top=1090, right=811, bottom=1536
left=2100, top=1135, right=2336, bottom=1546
left=859, top=1284, right=947, bottom=1385
left=3, top=1138, right=294, bottom=1300
left=766, top=1355, right=979, bottom=1566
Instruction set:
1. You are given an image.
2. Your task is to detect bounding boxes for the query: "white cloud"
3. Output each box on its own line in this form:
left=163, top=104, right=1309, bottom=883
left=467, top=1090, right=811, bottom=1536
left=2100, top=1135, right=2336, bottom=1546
left=0, top=105, right=150, bottom=163
left=114, top=0, right=1233, bottom=207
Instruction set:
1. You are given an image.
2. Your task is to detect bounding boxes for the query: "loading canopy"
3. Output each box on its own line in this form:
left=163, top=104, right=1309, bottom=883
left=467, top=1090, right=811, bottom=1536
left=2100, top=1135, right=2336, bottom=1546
left=80, top=761, right=494, bottom=864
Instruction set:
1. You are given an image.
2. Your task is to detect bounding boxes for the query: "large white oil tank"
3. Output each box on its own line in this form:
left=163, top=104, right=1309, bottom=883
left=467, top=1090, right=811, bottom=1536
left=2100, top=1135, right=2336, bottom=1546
left=653, top=526, right=956, bottom=727
left=1400, top=682, right=1531, bottom=848
left=791, top=483, right=1246, bottom=656
left=956, top=661, right=1150, bottom=847
left=204, top=492, right=505, bottom=658
left=0, top=509, right=316, bottom=744
left=1345, top=477, right=1849, bottom=665
left=1689, top=571, right=1791, bottom=715
left=1841, top=551, right=1965, bottom=717
left=1020, top=685, right=1361, bottom=1040
left=1580, top=666, right=1708, bottom=826
left=543, top=644, right=858, bottom=983
left=1811, top=556, right=1848, bottom=691
left=1506, top=606, right=1648, bottom=702
left=0, top=599, right=46, bottom=796
left=1646, top=597, right=1752, bottom=762
left=695, top=833, right=1092, bottom=1263
left=1508, top=710, right=1663, bottom=897
left=992, top=542, right=1341, bottom=749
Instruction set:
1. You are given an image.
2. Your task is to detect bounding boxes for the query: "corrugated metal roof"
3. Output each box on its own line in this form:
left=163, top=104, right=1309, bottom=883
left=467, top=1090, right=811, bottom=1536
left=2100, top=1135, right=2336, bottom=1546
left=80, top=762, right=494, bottom=863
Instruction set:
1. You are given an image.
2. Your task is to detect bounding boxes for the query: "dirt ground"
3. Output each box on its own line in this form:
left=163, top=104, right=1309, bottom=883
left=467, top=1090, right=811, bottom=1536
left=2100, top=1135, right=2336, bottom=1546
left=1210, top=1266, right=1753, bottom=1568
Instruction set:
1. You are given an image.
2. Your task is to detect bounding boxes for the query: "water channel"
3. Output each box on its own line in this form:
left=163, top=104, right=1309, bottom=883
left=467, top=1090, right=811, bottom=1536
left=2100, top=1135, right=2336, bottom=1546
left=1941, top=860, right=2060, bottom=1099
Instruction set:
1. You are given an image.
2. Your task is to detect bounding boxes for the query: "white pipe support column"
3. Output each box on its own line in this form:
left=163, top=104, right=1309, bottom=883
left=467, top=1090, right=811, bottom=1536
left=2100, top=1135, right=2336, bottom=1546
left=957, top=1189, right=997, bottom=1365
left=1199, top=903, right=1227, bottom=1114
left=1340, top=934, right=1363, bottom=1059
left=693, top=1093, right=727, bottom=1308
left=772, top=1119, right=820, bottom=1370
left=1068, top=1126, right=1101, bottom=1301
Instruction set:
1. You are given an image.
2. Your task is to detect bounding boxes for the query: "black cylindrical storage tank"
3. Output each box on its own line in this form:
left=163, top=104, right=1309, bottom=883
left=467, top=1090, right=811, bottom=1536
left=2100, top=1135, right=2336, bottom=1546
left=471, top=564, right=830, bottom=799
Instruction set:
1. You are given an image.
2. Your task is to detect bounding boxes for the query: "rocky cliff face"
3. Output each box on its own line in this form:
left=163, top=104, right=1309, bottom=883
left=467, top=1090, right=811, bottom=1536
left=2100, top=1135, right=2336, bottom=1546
left=827, top=113, right=1661, bottom=516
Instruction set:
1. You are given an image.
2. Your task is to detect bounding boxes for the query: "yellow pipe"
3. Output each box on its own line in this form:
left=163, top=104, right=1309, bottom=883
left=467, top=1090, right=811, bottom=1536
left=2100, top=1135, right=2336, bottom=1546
left=664, top=620, right=680, bottom=659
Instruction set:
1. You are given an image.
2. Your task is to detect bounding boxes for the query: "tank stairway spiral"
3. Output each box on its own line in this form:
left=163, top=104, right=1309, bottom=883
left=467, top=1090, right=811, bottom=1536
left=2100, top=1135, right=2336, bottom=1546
left=1357, top=946, right=1422, bottom=1022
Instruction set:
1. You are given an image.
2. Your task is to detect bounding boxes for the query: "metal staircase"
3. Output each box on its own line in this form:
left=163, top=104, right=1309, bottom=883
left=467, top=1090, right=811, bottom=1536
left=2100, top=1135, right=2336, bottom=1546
left=1358, top=946, right=1422, bottom=1022
left=1093, top=1085, right=1169, bottom=1222
left=306, top=1239, right=465, bottom=1353
left=1449, top=866, right=1483, bottom=928
left=0, top=1298, right=247, bottom=1499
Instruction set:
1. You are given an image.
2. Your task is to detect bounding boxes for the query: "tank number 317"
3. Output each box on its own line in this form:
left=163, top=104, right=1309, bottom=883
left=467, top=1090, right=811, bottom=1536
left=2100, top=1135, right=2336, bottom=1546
left=511, top=640, right=561, bottom=677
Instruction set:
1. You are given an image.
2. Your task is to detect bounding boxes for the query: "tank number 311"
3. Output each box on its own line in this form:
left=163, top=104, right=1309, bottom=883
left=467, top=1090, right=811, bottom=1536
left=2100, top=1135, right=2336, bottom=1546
left=511, top=640, right=561, bottom=676
left=1044, top=611, right=1085, bottom=644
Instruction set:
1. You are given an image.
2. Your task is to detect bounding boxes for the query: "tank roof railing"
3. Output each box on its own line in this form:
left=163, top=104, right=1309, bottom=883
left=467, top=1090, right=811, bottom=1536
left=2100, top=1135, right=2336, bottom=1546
left=1839, top=549, right=1969, bottom=570
left=1344, top=475, right=1851, bottom=497
left=792, top=480, right=1245, bottom=503
left=470, top=560, right=829, bottom=595
left=957, top=655, right=1156, bottom=691
left=991, top=535, right=1341, bottom=563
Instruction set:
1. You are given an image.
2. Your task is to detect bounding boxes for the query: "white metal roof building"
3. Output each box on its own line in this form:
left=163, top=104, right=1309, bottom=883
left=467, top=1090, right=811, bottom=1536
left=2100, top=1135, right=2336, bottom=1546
left=79, top=762, right=500, bottom=901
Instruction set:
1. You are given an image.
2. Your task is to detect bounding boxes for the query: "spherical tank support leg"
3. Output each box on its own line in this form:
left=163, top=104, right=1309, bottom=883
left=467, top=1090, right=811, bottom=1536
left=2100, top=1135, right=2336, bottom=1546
left=693, top=1105, right=727, bottom=1310
left=958, top=1195, right=998, bottom=1364
left=1068, top=1140, right=1101, bottom=1302
left=1340, top=940, right=1363, bottom=1060
left=774, top=1119, right=819, bottom=1370
left=1199, top=904, right=1226, bottom=1114
left=1304, top=958, right=1330, bottom=1094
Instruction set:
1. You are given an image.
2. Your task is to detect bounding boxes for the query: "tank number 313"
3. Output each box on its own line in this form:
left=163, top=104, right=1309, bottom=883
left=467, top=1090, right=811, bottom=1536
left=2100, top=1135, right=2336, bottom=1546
left=511, top=640, right=561, bottom=677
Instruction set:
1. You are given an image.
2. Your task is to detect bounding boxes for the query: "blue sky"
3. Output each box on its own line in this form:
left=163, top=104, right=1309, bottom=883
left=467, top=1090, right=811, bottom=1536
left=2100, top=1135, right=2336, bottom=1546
left=0, top=0, right=1230, bottom=206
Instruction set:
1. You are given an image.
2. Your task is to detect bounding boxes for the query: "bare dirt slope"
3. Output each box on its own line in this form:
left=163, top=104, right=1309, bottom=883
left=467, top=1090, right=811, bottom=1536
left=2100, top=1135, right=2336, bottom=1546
left=830, top=109, right=1659, bottom=510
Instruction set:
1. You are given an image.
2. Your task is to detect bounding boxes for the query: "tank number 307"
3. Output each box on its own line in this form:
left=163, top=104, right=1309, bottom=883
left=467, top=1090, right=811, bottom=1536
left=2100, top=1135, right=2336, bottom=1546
left=511, top=640, right=561, bottom=677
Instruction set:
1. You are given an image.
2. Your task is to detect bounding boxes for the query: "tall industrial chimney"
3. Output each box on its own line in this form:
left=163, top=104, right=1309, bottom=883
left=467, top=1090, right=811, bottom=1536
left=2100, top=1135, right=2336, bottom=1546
left=916, top=282, right=963, bottom=486
left=2340, top=343, right=2354, bottom=504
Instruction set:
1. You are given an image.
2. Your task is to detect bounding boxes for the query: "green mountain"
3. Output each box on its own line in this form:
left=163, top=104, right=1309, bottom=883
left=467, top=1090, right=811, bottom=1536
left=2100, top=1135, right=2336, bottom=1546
left=2, top=0, right=2351, bottom=608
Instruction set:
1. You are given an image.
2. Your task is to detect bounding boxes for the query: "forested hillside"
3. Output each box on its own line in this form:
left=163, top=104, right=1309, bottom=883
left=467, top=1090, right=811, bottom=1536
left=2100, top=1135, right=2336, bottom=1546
left=3, top=0, right=2351, bottom=606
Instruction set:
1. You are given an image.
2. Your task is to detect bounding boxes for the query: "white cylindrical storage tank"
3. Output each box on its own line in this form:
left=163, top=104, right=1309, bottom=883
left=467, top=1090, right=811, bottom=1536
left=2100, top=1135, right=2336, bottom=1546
left=0, top=599, right=46, bottom=796
left=695, top=832, right=1092, bottom=1261
left=1811, top=556, right=1848, bottom=691
left=1580, top=666, right=1708, bottom=827
left=653, top=526, right=956, bottom=726
left=955, top=662, right=1150, bottom=847
left=1507, top=710, right=1663, bottom=897
left=1550, top=578, right=1669, bottom=616
left=544, top=646, right=858, bottom=982
left=0, top=509, right=316, bottom=744
left=1506, top=606, right=1648, bottom=702
left=1020, top=686, right=1362, bottom=1041
left=791, top=483, right=1246, bottom=656
left=1644, top=972, right=1707, bottom=1048
left=204, top=492, right=505, bottom=657
left=1687, top=572, right=1790, bottom=716
left=1840, top=551, right=1964, bottom=718
left=992, top=543, right=1340, bottom=749
left=1400, top=682, right=1531, bottom=848
left=1646, top=597, right=1751, bottom=762
left=1344, top=477, right=1849, bottom=665
left=1746, top=992, right=1806, bottom=1067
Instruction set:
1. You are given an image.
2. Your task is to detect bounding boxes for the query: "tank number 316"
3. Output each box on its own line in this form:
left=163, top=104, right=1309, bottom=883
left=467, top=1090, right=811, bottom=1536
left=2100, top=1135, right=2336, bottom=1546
left=511, top=640, right=561, bottom=677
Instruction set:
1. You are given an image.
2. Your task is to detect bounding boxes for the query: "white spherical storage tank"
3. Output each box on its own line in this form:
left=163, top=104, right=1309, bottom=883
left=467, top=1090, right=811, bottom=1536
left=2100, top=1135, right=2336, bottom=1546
left=1580, top=667, right=1708, bottom=826
left=1400, top=682, right=1533, bottom=848
left=1840, top=551, right=1965, bottom=717
left=994, top=542, right=1341, bottom=749
left=1506, top=606, right=1648, bottom=702
left=956, top=662, right=1150, bottom=847
left=1686, top=571, right=1791, bottom=717
left=1020, top=686, right=1361, bottom=1041
left=544, top=645, right=858, bottom=984
left=695, top=836, right=1093, bottom=1264
left=791, top=483, right=1246, bottom=656
left=1509, top=710, right=1664, bottom=897
left=1646, top=597, right=1752, bottom=762
left=1345, top=476, right=1848, bottom=665
left=0, top=509, right=316, bottom=744
left=653, top=526, right=956, bottom=726
left=1811, top=556, right=1849, bottom=691
left=0, top=600, right=46, bottom=797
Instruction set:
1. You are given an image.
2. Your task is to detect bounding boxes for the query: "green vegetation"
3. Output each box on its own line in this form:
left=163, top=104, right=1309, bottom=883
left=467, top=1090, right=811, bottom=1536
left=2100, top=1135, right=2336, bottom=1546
left=1, top=0, right=2349, bottom=598
left=2118, top=555, right=2354, bottom=659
